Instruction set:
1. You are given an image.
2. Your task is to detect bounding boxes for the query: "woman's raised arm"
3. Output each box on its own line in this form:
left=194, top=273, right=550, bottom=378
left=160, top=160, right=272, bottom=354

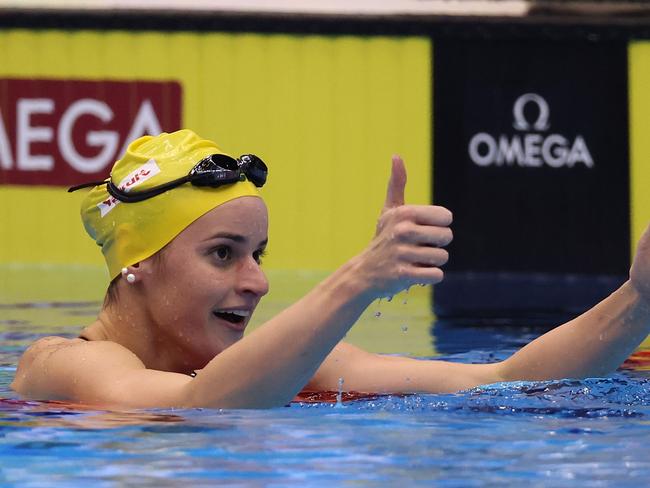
left=13, top=156, right=455, bottom=409
left=183, top=156, right=453, bottom=407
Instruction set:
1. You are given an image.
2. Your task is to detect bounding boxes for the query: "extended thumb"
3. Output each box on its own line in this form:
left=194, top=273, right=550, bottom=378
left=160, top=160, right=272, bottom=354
left=383, top=155, right=406, bottom=210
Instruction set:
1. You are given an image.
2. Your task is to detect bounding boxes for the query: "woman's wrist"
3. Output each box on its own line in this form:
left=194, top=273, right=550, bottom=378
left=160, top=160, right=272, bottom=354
left=625, top=279, right=650, bottom=315
left=317, top=255, right=378, bottom=311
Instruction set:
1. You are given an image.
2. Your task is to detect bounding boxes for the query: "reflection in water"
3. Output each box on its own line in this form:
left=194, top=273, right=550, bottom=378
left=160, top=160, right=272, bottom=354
left=0, top=398, right=187, bottom=429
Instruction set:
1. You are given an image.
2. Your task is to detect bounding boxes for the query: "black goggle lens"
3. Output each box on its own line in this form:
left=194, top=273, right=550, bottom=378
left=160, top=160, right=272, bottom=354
left=189, top=153, right=266, bottom=188
left=191, top=153, right=240, bottom=174
left=239, top=154, right=268, bottom=188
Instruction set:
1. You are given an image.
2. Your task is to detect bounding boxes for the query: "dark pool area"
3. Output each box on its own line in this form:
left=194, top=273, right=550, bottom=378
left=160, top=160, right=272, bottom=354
left=1, top=289, right=650, bottom=486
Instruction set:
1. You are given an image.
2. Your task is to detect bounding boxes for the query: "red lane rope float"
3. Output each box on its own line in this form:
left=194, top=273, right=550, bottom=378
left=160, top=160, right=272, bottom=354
left=292, top=390, right=383, bottom=404
left=621, top=351, right=650, bottom=371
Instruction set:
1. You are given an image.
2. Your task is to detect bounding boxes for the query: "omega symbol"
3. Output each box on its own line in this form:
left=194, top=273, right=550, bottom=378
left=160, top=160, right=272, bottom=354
left=512, top=93, right=550, bottom=132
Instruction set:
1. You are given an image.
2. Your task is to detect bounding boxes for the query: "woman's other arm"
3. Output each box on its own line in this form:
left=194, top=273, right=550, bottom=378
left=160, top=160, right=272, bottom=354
left=307, top=225, right=650, bottom=394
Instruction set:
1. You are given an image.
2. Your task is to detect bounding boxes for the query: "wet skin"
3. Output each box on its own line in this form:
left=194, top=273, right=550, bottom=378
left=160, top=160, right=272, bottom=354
left=10, top=157, right=650, bottom=409
left=80, top=196, right=269, bottom=373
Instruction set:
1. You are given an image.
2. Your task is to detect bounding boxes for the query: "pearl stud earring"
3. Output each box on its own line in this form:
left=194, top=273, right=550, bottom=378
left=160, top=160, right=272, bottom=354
left=121, top=267, right=136, bottom=284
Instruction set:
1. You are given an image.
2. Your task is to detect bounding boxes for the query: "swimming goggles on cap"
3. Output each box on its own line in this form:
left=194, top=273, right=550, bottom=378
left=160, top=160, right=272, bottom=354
left=68, top=154, right=267, bottom=203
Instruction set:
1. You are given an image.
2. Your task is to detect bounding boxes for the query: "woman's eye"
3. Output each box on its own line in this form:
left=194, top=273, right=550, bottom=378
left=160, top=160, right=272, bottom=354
left=253, top=249, right=267, bottom=264
left=213, top=246, right=232, bottom=261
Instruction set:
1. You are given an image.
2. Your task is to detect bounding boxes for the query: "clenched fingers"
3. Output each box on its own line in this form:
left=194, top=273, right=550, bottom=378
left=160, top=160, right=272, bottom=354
left=399, top=246, right=450, bottom=267
left=388, top=205, right=453, bottom=227
left=402, top=265, right=445, bottom=285
left=393, top=221, right=453, bottom=248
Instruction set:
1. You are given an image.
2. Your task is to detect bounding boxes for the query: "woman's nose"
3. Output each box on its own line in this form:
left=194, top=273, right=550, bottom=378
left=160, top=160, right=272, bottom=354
left=237, top=258, right=269, bottom=297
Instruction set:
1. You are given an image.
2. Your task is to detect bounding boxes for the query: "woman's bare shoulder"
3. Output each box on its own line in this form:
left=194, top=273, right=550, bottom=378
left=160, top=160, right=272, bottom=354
left=12, top=336, right=145, bottom=401
left=16, top=336, right=84, bottom=371
left=18, top=335, right=140, bottom=369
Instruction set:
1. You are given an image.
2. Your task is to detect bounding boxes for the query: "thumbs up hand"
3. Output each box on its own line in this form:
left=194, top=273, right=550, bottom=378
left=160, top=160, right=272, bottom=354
left=357, top=155, right=453, bottom=298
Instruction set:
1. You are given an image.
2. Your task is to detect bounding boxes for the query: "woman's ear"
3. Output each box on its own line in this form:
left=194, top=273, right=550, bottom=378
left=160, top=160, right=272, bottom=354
left=134, top=259, right=153, bottom=277
left=135, top=252, right=164, bottom=280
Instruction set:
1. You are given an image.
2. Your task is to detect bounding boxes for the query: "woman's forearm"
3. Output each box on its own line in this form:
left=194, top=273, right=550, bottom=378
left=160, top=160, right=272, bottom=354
left=497, top=280, right=650, bottom=381
left=185, top=257, right=374, bottom=408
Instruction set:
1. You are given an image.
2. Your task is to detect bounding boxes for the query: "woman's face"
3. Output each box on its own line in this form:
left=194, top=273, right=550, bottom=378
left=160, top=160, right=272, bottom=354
left=142, top=196, right=269, bottom=368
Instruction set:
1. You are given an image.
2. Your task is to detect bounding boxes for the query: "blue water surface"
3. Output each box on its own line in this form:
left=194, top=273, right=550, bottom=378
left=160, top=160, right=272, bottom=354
left=1, top=303, right=649, bottom=486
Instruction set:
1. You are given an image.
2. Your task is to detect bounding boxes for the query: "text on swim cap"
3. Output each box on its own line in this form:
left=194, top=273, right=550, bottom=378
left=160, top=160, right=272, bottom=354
left=97, top=160, right=161, bottom=217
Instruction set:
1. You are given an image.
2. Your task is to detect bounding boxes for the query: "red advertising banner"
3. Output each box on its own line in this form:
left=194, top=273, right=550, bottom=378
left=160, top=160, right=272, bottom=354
left=0, top=78, right=182, bottom=186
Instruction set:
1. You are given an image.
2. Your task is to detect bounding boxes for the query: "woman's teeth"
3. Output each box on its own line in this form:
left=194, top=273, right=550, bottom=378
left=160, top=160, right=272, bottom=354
left=213, top=310, right=250, bottom=324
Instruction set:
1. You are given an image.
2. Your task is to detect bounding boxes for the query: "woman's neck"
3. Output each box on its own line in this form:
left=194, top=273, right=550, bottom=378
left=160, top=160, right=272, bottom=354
left=80, top=291, right=192, bottom=374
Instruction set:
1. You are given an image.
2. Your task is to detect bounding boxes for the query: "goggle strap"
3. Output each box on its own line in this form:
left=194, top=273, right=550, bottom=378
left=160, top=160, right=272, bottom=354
left=67, top=179, right=109, bottom=193
left=107, top=175, right=192, bottom=203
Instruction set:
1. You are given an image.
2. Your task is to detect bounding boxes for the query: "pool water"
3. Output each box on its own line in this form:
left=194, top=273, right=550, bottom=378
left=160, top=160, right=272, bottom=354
left=1, top=269, right=650, bottom=486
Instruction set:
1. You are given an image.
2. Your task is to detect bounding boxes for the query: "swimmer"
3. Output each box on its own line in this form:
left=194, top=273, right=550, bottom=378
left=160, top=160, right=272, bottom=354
left=11, top=130, right=650, bottom=408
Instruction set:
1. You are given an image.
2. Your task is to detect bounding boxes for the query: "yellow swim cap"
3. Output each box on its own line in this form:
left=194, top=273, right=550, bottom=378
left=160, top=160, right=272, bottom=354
left=80, top=129, right=262, bottom=279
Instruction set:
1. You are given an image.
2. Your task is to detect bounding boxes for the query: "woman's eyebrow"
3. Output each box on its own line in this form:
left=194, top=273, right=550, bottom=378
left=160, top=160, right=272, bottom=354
left=204, top=233, right=269, bottom=248
left=204, top=232, right=246, bottom=243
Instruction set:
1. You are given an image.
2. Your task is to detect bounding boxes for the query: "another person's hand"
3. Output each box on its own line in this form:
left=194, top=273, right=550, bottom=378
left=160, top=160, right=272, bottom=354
left=631, top=222, right=650, bottom=305
left=356, top=155, right=453, bottom=298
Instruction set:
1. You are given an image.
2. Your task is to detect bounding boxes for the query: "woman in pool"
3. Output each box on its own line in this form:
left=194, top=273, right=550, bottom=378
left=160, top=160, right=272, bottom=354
left=11, top=130, right=650, bottom=408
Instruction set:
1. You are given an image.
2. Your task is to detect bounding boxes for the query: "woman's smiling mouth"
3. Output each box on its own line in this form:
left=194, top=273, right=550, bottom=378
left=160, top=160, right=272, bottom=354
left=212, top=309, right=251, bottom=331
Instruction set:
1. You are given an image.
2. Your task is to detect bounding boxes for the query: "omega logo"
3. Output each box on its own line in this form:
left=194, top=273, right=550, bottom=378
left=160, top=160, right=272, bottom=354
left=0, top=78, right=181, bottom=187
left=468, top=93, right=594, bottom=169
left=0, top=98, right=161, bottom=174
